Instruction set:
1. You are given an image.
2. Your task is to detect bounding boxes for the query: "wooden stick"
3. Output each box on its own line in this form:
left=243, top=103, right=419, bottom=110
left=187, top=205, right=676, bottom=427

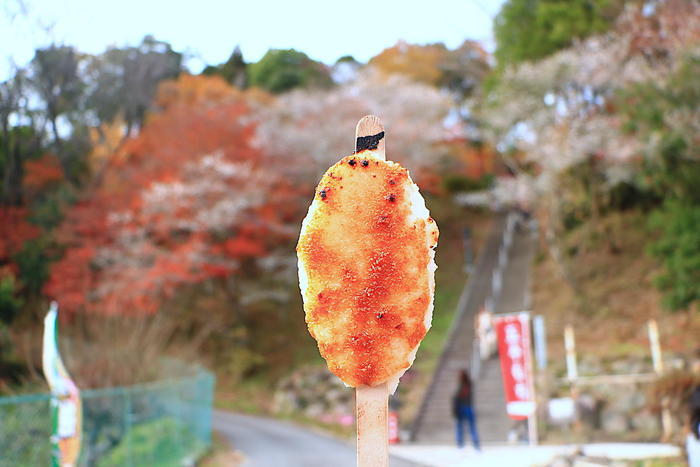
left=355, top=115, right=388, bottom=467
left=564, top=325, right=578, bottom=381
left=355, top=115, right=385, bottom=159
left=356, top=383, right=389, bottom=467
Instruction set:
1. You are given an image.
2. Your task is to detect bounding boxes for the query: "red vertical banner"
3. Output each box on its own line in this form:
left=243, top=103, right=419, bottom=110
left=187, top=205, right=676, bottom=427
left=494, top=312, right=535, bottom=420
left=388, top=411, right=399, bottom=444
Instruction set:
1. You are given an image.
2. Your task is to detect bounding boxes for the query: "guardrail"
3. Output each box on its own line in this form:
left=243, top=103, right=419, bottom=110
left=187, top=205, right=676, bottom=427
left=0, top=368, right=215, bottom=466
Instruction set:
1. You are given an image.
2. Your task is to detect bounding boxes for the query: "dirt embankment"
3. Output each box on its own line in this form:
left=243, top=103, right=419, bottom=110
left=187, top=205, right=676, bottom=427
left=532, top=210, right=700, bottom=368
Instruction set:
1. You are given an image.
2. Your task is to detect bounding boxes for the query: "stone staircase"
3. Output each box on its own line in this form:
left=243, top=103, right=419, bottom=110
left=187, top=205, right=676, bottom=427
left=410, top=212, right=535, bottom=444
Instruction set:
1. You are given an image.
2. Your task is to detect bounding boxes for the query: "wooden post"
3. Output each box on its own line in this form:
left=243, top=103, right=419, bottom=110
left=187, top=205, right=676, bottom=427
left=564, top=325, right=578, bottom=381
left=648, top=319, right=672, bottom=439
left=648, top=320, right=664, bottom=374
left=533, top=315, right=548, bottom=446
left=564, top=325, right=581, bottom=432
left=533, top=315, right=547, bottom=371
left=526, top=313, right=538, bottom=446
left=528, top=411, right=539, bottom=446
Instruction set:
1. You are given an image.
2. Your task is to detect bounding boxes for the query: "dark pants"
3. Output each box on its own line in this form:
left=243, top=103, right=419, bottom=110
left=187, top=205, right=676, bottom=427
left=455, top=404, right=480, bottom=449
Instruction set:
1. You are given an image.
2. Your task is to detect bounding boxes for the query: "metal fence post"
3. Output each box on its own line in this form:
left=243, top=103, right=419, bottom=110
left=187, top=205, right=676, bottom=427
left=204, top=372, right=215, bottom=447
left=124, top=388, right=132, bottom=467
left=174, top=382, right=184, bottom=460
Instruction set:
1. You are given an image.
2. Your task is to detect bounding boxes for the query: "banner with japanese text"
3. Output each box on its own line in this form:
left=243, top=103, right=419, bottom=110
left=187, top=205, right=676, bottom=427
left=43, top=302, right=82, bottom=467
left=494, top=312, right=535, bottom=420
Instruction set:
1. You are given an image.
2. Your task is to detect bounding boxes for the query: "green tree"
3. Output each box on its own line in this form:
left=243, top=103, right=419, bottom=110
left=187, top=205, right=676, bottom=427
left=29, top=46, right=84, bottom=153
left=494, top=0, right=624, bottom=65
left=14, top=237, right=51, bottom=296
left=621, top=54, right=700, bottom=310
left=28, top=45, right=93, bottom=184
left=438, top=40, right=491, bottom=98
left=0, top=276, right=22, bottom=325
left=0, top=74, right=26, bottom=205
left=621, top=55, right=700, bottom=203
left=0, top=125, right=40, bottom=206
left=202, top=45, right=247, bottom=88
left=331, top=55, right=362, bottom=84
left=86, top=35, right=183, bottom=136
left=247, top=49, right=332, bottom=94
left=648, top=202, right=700, bottom=310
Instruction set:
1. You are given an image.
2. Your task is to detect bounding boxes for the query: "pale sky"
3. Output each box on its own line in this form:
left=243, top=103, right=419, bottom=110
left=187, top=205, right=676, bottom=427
left=2, top=0, right=505, bottom=79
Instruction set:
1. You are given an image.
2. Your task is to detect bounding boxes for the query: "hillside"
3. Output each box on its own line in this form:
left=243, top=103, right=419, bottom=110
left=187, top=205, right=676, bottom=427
left=532, top=210, right=700, bottom=368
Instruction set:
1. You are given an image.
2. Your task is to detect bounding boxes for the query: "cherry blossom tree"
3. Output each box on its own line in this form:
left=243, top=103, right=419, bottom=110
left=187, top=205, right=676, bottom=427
left=254, top=70, right=454, bottom=187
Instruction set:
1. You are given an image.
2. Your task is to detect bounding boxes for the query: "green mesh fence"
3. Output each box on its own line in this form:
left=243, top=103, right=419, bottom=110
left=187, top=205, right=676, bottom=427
left=0, top=369, right=215, bottom=467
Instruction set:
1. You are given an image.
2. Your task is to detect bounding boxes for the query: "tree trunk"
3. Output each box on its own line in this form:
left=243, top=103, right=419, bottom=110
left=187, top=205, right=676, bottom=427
left=1, top=121, right=24, bottom=205
left=543, top=193, right=581, bottom=297
left=1, top=120, right=11, bottom=204
left=49, top=114, right=62, bottom=152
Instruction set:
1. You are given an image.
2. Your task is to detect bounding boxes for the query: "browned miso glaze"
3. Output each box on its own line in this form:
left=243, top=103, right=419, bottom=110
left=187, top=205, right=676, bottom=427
left=297, top=151, right=439, bottom=387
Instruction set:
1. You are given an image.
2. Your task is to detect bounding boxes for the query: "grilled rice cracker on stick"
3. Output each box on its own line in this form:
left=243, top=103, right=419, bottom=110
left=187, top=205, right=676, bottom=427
left=297, top=116, right=439, bottom=394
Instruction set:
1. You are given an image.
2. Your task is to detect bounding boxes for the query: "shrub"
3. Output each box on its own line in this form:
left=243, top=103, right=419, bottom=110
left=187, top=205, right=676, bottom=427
left=0, top=276, right=22, bottom=326
left=443, top=174, right=493, bottom=193
left=648, top=201, right=700, bottom=310
left=0, top=397, right=51, bottom=465
left=648, top=370, right=700, bottom=442
left=97, top=417, right=204, bottom=467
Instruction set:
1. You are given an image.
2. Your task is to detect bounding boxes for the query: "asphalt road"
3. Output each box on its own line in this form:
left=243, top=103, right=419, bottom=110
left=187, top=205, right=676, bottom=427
left=213, top=410, right=422, bottom=467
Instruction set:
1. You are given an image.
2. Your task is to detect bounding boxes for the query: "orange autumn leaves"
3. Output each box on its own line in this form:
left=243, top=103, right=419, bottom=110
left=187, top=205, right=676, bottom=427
left=0, top=207, right=40, bottom=278
left=45, top=75, right=296, bottom=314
left=0, top=155, right=63, bottom=279
left=23, top=154, right=63, bottom=194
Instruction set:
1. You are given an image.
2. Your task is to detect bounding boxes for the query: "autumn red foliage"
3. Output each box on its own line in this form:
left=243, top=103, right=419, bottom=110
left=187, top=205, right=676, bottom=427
left=45, top=75, right=297, bottom=315
left=23, top=153, right=64, bottom=195
left=0, top=207, right=40, bottom=277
